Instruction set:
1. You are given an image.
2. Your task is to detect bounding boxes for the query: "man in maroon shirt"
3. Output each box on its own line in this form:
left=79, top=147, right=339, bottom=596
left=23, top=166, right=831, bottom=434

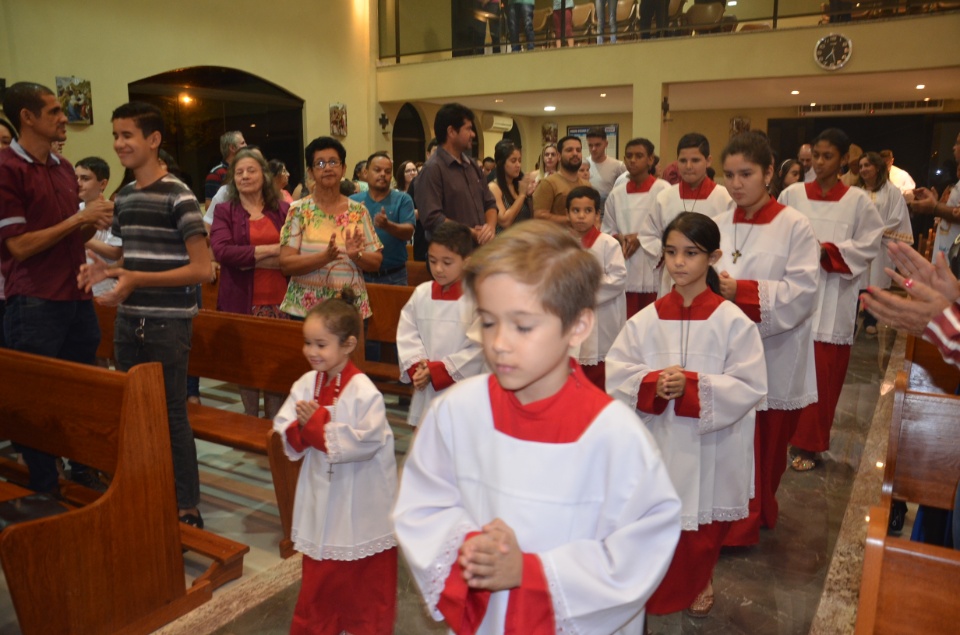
left=0, top=82, right=113, bottom=493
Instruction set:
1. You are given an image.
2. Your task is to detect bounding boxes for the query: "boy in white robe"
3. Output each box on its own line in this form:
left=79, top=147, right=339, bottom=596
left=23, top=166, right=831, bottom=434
left=397, top=221, right=485, bottom=427
left=778, top=128, right=884, bottom=470
left=602, top=138, right=670, bottom=318
left=567, top=185, right=626, bottom=390
left=393, top=221, right=681, bottom=635
left=638, top=133, right=735, bottom=297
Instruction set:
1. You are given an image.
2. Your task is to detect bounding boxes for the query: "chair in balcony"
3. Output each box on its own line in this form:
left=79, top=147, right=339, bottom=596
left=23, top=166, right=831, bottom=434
left=615, top=0, right=640, bottom=40
left=571, top=3, right=597, bottom=44
left=532, top=7, right=554, bottom=48
left=680, top=2, right=725, bottom=35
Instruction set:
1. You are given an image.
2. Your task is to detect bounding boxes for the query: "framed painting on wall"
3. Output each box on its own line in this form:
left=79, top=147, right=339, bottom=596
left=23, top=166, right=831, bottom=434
left=56, top=76, right=93, bottom=125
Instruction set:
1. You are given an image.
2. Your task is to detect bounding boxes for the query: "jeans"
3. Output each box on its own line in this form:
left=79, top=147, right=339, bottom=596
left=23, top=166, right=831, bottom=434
left=114, top=314, right=200, bottom=509
left=508, top=4, right=535, bottom=51
left=3, top=296, right=100, bottom=492
left=639, top=0, right=667, bottom=38
left=596, top=0, right=617, bottom=43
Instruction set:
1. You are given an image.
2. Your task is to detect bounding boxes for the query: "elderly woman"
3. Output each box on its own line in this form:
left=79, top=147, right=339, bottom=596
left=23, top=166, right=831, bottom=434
left=279, top=137, right=383, bottom=319
left=210, top=148, right=291, bottom=417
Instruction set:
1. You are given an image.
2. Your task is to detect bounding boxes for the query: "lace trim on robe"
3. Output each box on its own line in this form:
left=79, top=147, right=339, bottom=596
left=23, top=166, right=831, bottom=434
left=816, top=332, right=855, bottom=346
left=425, top=523, right=474, bottom=619
left=443, top=358, right=467, bottom=383
left=757, top=280, right=772, bottom=339
left=540, top=555, right=582, bottom=635
left=680, top=506, right=750, bottom=530
left=765, top=393, right=817, bottom=411
left=324, top=425, right=343, bottom=463
left=698, top=374, right=715, bottom=435
left=292, top=531, right=397, bottom=562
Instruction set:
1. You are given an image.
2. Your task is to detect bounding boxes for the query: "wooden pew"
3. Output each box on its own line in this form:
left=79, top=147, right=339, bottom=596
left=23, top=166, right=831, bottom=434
left=364, top=282, right=416, bottom=397
left=856, top=335, right=960, bottom=633
left=0, top=349, right=243, bottom=634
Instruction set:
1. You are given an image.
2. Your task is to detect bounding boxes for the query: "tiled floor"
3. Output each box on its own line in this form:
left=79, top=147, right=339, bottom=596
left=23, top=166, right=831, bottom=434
left=0, top=328, right=897, bottom=634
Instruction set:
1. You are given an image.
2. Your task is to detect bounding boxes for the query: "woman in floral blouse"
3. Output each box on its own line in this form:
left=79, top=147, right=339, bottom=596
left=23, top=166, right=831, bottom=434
left=279, top=137, right=383, bottom=318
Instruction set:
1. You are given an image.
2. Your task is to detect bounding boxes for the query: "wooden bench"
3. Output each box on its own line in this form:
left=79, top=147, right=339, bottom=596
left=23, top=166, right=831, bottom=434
left=364, top=282, right=417, bottom=398
left=856, top=335, right=960, bottom=633
left=0, top=349, right=247, bottom=634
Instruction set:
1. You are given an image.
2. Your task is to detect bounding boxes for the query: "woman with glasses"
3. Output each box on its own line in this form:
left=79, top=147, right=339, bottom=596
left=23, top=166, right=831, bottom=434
left=279, top=137, right=383, bottom=320
left=269, top=159, right=294, bottom=203
left=210, top=148, right=291, bottom=417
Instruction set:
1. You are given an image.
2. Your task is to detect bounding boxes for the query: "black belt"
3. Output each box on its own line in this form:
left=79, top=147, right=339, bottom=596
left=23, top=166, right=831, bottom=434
left=366, top=264, right=406, bottom=278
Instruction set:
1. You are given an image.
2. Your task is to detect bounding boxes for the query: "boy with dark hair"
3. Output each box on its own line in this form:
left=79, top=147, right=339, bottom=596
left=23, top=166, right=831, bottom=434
left=604, top=137, right=670, bottom=317
left=394, top=220, right=680, bottom=634
left=79, top=101, right=211, bottom=527
left=641, top=132, right=735, bottom=295
left=397, top=221, right=484, bottom=427
left=76, top=157, right=122, bottom=297
left=566, top=186, right=626, bottom=390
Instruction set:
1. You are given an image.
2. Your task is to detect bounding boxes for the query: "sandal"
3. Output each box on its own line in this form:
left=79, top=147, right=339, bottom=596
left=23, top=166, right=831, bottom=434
left=791, top=454, right=819, bottom=472
left=685, top=581, right=714, bottom=618
left=179, top=511, right=204, bottom=530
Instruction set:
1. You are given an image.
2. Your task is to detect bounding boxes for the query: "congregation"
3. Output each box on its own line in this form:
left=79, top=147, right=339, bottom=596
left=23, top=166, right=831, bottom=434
left=1, top=74, right=958, bottom=635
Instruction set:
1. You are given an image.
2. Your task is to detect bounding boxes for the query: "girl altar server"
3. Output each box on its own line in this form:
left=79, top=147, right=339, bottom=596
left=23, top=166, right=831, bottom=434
left=397, top=221, right=485, bottom=426
left=273, top=289, right=397, bottom=635
left=606, top=211, right=767, bottom=618
left=778, top=128, right=884, bottom=471
left=713, top=131, right=821, bottom=546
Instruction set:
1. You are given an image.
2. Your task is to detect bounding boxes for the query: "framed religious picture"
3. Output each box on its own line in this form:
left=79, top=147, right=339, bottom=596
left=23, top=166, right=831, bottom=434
left=55, top=76, right=93, bottom=125
left=567, top=124, right=620, bottom=159
left=330, top=103, right=347, bottom=137
left=541, top=122, right=558, bottom=146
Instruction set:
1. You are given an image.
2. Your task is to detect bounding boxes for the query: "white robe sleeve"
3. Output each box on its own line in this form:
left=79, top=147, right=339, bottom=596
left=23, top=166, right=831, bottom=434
left=324, top=377, right=392, bottom=464
left=638, top=196, right=666, bottom=262
left=754, top=214, right=821, bottom=338
left=441, top=308, right=486, bottom=382
left=601, top=190, right=621, bottom=236
left=596, top=238, right=627, bottom=305
left=272, top=372, right=317, bottom=461
left=396, top=284, right=428, bottom=382
left=696, top=309, right=767, bottom=435
left=605, top=311, right=656, bottom=413
left=830, top=194, right=884, bottom=280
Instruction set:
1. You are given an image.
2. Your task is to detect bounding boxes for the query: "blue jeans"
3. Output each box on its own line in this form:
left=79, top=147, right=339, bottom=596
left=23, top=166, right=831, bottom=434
left=114, top=315, right=200, bottom=509
left=3, top=296, right=100, bottom=493
left=508, top=4, right=535, bottom=51
left=596, top=0, right=617, bottom=43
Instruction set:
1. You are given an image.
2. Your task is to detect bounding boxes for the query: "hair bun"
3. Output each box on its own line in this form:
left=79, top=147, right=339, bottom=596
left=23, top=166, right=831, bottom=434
left=338, top=286, right=358, bottom=306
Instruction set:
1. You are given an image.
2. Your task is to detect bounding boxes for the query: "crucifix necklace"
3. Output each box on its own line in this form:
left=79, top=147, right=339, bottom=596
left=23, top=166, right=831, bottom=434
left=314, top=371, right=342, bottom=480
left=681, top=182, right=703, bottom=214
left=732, top=220, right=756, bottom=264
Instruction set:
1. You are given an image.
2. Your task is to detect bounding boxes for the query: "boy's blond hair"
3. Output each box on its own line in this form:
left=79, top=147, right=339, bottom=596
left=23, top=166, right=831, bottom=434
left=464, top=220, right=600, bottom=331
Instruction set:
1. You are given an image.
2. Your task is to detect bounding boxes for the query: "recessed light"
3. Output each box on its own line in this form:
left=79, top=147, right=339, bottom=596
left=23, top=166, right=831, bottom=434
left=916, top=84, right=925, bottom=89
left=924, top=97, right=931, bottom=102
left=494, top=98, right=504, bottom=103
left=600, top=93, right=607, bottom=98
left=544, top=106, right=556, bottom=112
left=810, top=102, right=817, bottom=107
left=250, top=123, right=256, bottom=128
left=180, top=94, right=193, bottom=104
left=790, top=90, right=800, bottom=95
left=727, top=1, right=737, bottom=6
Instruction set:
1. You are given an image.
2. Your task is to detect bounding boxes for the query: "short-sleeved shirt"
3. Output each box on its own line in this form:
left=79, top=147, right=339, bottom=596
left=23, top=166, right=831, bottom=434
left=113, top=174, right=207, bottom=318
left=589, top=156, right=627, bottom=200
left=0, top=141, right=89, bottom=301
left=205, top=161, right=228, bottom=201
left=279, top=197, right=383, bottom=319
left=350, top=189, right=415, bottom=271
left=414, top=147, right=497, bottom=233
left=532, top=172, right=590, bottom=218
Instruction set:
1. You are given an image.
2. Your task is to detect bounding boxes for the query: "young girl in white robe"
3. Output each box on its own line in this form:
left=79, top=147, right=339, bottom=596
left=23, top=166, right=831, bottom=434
left=713, top=131, right=821, bottom=547
left=606, top=211, right=767, bottom=618
left=397, top=221, right=485, bottom=427
left=273, top=289, right=397, bottom=635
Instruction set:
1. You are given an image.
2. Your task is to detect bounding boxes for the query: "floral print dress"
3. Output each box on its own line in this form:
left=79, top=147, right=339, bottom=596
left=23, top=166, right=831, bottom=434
left=279, top=197, right=383, bottom=318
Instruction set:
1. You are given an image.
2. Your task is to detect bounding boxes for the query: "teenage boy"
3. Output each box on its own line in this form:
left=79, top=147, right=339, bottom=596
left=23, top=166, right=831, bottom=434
left=640, top=133, right=734, bottom=296
left=0, top=81, right=113, bottom=493
left=77, top=157, right=122, bottom=297
left=603, top=138, right=671, bottom=317
left=394, top=220, right=680, bottom=634
left=567, top=186, right=626, bottom=390
left=585, top=127, right=625, bottom=212
left=397, top=221, right=485, bottom=427
left=778, top=128, right=883, bottom=472
left=79, top=102, right=211, bottom=528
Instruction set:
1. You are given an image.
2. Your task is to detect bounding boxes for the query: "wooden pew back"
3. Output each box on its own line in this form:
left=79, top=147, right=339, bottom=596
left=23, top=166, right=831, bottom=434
left=0, top=350, right=204, bottom=634
left=903, top=335, right=960, bottom=395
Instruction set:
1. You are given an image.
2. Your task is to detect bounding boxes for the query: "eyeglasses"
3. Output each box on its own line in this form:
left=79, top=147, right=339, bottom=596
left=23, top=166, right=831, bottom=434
left=313, top=159, right=341, bottom=169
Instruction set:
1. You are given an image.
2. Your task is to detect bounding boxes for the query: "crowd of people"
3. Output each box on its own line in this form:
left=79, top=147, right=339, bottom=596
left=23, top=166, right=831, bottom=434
left=3, top=81, right=957, bottom=634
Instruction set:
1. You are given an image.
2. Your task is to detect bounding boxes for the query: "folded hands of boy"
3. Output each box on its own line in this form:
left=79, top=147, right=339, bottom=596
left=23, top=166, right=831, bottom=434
left=459, top=518, right=523, bottom=591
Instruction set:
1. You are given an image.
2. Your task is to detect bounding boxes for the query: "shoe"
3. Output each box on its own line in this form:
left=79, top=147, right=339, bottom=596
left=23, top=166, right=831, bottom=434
left=865, top=325, right=878, bottom=337
left=187, top=395, right=201, bottom=406
left=791, top=453, right=819, bottom=472
left=69, top=469, right=108, bottom=493
left=685, top=584, right=714, bottom=618
left=889, top=500, right=907, bottom=535
left=179, top=511, right=204, bottom=530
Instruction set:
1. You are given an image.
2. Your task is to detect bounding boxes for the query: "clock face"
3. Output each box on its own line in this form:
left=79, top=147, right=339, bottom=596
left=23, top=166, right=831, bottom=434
left=815, top=34, right=852, bottom=70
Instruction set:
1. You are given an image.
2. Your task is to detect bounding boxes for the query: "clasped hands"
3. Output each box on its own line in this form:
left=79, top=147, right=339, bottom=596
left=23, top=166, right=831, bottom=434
left=459, top=518, right=523, bottom=591
left=656, top=365, right=686, bottom=400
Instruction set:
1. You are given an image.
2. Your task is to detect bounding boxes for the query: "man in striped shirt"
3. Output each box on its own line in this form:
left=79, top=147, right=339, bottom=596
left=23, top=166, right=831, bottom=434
left=79, top=101, right=211, bottom=529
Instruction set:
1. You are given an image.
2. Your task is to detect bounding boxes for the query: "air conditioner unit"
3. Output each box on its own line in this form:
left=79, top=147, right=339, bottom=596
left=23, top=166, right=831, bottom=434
left=481, top=114, right=514, bottom=133
left=799, top=100, right=943, bottom=117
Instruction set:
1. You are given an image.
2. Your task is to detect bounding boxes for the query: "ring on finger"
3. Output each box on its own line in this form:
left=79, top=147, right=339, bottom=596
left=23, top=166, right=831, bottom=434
left=904, top=277, right=914, bottom=289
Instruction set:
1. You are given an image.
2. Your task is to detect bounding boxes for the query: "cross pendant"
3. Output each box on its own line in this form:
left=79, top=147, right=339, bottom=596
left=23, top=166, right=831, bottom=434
left=327, top=463, right=333, bottom=481
left=732, top=250, right=741, bottom=264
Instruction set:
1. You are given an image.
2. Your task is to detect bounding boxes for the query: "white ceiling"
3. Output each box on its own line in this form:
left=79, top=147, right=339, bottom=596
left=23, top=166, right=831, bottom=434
left=426, top=67, right=960, bottom=117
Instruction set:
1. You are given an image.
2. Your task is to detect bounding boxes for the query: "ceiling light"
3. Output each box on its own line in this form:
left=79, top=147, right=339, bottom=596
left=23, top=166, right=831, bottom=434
left=250, top=124, right=256, bottom=128
left=600, top=93, right=607, bottom=98
left=180, top=94, right=193, bottom=104
left=916, top=84, right=925, bottom=89
left=790, top=90, right=800, bottom=95
left=924, top=97, right=931, bottom=102
left=544, top=106, right=556, bottom=112
left=810, top=102, right=816, bottom=107
left=727, top=1, right=737, bottom=5
left=494, top=98, right=504, bottom=103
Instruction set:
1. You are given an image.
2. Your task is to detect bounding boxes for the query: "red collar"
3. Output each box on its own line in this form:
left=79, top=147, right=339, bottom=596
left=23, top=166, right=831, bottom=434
left=655, top=287, right=724, bottom=320
left=733, top=197, right=785, bottom=225
left=489, top=359, right=611, bottom=443
left=580, top=226, right=601, bottom=249
left=313, top=360, right=361, bottom=404
left=432, top=280, right=463, bottom=300
left=804, top=180, right=849, bottom=202
left=679, top=178, right=717, bottom=200
left=626, top=174, right=657, bottom=194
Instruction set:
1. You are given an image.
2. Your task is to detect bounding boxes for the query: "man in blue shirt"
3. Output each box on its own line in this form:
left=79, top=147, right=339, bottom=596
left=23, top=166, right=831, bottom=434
left=351, top=152, right=415, bottom=286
